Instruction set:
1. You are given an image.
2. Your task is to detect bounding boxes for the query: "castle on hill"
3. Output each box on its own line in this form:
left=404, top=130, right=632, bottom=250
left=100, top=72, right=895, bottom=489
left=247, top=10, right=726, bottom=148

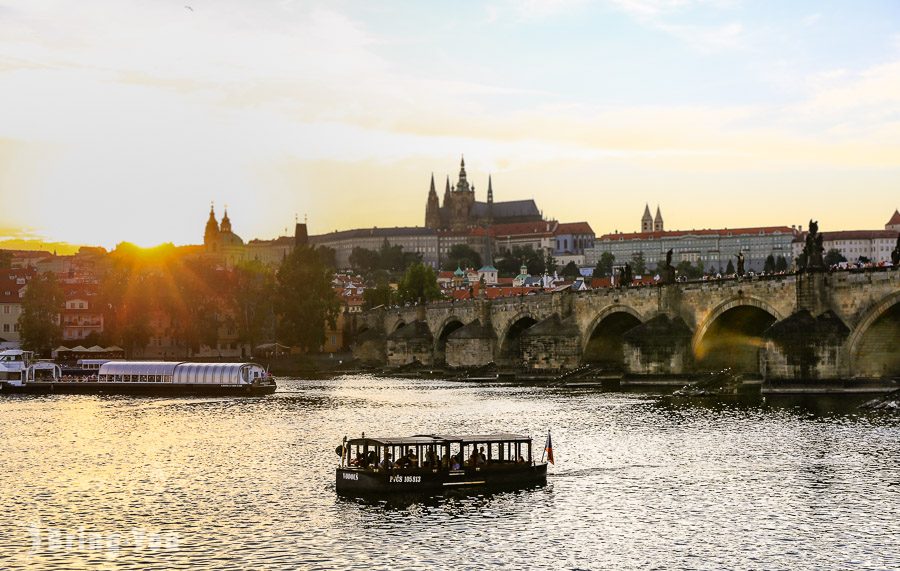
left=425, top=157, right=542, bottom=231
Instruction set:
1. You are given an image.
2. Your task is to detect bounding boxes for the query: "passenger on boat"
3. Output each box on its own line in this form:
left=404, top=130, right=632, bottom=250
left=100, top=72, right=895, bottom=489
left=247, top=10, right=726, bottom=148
left=516, top=454, right=526, bottom=463
left=479, top=447, right=487, bottom=465
left=468, top=449, right=482, bottom=467
left=451, top=456, right=461, bottom=470
left=380, top=454, right=393, bottom=469
left=396, top=450, right=416, bottom=468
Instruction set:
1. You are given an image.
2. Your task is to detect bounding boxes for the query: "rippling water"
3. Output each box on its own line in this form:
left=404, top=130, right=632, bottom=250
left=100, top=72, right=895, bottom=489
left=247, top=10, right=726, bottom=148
left=1, top=376, right=899, bottom=570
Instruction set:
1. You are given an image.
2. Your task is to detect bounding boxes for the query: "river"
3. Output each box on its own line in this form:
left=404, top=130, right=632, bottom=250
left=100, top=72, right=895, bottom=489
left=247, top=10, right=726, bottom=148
left=1, top=376, right=899, bottom=570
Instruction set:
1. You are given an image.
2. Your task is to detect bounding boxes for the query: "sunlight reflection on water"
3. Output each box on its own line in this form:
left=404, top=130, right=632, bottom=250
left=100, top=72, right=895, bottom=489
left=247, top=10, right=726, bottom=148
left=1, top=376, right=899, bottom=570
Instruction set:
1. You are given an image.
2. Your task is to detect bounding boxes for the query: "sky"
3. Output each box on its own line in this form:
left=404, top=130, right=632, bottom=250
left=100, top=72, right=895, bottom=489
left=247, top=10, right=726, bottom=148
left=1, top=0, right=899, bottom=249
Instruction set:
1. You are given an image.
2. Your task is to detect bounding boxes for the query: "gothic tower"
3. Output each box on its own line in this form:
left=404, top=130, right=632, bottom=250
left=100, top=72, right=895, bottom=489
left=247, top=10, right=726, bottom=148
left=654, top=206, right=664, bottom=232
left=456, top=155, right=470, bottom=192
left=448, top=155, right=476, bottom=231
left=204, top=203, right=220, bottom=247
left=425, top=173, right=441, bottom=229
left=641, top=204, right=653, bottom=233
left=487, top=175, right=494, bottom=223
left=443, top=175, right=451, bottom=205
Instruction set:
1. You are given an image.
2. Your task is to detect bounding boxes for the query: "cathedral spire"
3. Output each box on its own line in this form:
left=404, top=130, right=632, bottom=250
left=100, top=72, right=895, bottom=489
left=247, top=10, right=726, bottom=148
left=487, top=175, right=494, bottom=204
left=444, top=175, right=451, bottom=202
left=456, top=154, right=470, bottom=192
left=425, top=173, right=441, bottom=229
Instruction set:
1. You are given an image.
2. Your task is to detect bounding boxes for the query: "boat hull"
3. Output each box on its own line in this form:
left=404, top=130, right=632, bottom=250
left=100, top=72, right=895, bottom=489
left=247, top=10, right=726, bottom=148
left=0, top=381, right=277, bottom=396
left=336, top=463, right=548, bottom=496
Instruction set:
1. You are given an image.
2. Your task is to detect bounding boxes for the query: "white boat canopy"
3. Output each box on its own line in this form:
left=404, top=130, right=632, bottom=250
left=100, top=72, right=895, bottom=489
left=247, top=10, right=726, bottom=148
left=96, top=361, right=267, bottom=385
left=99, top=361, right=181, bottom=377
left=173, top=363, right=266, bottom=385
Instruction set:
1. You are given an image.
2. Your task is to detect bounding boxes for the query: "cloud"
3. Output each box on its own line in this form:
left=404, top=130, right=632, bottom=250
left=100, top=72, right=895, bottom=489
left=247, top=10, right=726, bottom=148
left=605, top=0, right=746, bottom=51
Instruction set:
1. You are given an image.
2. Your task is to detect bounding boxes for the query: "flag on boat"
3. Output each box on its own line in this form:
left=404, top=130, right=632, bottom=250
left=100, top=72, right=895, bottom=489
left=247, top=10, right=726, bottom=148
left=545, top=432, right=554, bottom=465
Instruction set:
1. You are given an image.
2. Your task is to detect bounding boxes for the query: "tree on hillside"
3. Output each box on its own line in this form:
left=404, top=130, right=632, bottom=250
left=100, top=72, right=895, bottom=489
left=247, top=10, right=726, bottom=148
left=396, top=263, right=441, bottom=304
left=595, top=252, right=615, bottom=277
left=495, top=245, right=545, bottom=277
left=561, top=261, right=581, bottom=279
left=676, top=260, right=702, bottom=280
left=824, top=248, right=847, bottom=267
left=726, top=259, right=735, bottom=275
left=349, top=247, right=380, bottom=274
left=232, top=260, right=276, bottom=352
left=275, top=245, right=340, bottom=352
left=363, top=284, right=394, bottom=309
left=442, top=244, right=482, bottom=271
left=775, top=255, right=788, bottom=272
left=316, top=245, right=337, bottom=269
left=18, top=272, right=63, bottom=357
left=631, top=251, right=646, bottom=275
left=545, top=252, right=557, bottom=275
left=764, top=254, right=776, bottom=273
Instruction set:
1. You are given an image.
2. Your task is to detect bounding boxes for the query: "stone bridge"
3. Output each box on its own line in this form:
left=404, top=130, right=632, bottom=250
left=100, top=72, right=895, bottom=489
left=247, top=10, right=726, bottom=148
left=352, top=270, right=900, bottom=383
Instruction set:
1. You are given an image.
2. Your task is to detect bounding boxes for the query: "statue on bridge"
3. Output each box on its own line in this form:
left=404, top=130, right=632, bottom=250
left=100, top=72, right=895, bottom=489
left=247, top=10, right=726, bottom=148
left=618, top=263, right=633, bottom=287
left=892, top=233, right=900, bottom=267
left=735, top=251, right=745, bottom=278
left=802, top=219, right=825, bottom=272
left=659, top=249, right=676, bottom=285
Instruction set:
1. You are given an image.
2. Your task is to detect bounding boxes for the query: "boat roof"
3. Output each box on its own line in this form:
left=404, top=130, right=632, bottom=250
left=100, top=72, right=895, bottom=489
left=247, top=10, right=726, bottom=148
left=98, top=361, right=265, bottom=376
left=346, top=433, right=532, bottom=446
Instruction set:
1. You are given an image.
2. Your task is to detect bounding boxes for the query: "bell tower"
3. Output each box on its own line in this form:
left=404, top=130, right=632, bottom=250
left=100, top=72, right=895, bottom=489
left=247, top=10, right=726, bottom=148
left=204, top=202, right=220, bottom=248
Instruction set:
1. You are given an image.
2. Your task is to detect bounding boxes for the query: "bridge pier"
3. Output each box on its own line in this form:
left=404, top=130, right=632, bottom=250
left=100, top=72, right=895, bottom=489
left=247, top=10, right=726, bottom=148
left=521, top=314, right=582, bottom=370
left=622, top=314, right=694, bottom=375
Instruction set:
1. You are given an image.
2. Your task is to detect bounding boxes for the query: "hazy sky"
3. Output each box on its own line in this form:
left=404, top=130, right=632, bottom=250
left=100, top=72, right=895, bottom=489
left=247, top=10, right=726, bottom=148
left=1, top=0, right=899, bottom=248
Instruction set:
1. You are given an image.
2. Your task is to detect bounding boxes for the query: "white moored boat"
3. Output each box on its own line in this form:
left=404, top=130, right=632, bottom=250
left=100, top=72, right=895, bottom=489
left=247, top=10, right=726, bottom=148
left=0, top=355, right=276, bottom=396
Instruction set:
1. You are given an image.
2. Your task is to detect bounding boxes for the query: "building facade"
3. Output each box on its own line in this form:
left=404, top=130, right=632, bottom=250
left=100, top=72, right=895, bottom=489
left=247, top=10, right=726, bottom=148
left=60, top=283, right=104, bottom=342
left=0, top=273, right=27, bottom=346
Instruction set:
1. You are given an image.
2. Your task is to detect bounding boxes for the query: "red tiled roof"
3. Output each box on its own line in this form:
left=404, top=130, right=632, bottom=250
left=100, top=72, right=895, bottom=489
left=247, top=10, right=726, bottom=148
left=450, top=285, right=537, bottom=301
left=489, top=221, right=557, bottom=238
left=599, top=226, right=795, bottom=241
left=887, top=210, right=900, bottom=226
left=0, top=279, right=25, bottom=303
left=821, top=230, right=898, bottom=240
left=555, top=222, right=594, bottom=236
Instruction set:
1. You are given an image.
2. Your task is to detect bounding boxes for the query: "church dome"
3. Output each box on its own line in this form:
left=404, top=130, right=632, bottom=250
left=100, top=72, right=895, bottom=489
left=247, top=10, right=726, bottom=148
left=218, top=231, right=244, bottom=247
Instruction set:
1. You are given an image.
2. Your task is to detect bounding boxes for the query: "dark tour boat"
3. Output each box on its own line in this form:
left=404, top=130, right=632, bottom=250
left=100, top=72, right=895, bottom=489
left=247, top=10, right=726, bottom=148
left=335, top=433, right=549, bottom=495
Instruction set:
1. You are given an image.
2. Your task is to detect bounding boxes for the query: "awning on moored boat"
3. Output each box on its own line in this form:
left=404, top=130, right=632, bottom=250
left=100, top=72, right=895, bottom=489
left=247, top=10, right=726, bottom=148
left=98, top=361, right=182, bottom=377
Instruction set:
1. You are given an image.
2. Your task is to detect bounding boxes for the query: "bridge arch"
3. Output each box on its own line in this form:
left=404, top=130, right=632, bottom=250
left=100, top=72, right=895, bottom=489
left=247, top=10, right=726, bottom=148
left=692, top=296, right=784, bottom=373
left=847, top=290, right=900, bottom=378
left=434, top=316, right=466, bottom=365
left=497, top=312, right=539, bottom=367
left=388, top=318, right=407, bottom=334
left=581, top=305, right=644, bottom=369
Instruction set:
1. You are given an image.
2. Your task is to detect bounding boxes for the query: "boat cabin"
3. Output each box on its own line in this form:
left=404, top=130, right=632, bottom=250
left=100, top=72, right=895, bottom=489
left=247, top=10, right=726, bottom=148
left=336, top=433, right=546, bottom=494
left=342, top=433, right=535, bottom=472
left=76, top=359, right=116, bottom=371
left=0, top=349, right=34, bottom=381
